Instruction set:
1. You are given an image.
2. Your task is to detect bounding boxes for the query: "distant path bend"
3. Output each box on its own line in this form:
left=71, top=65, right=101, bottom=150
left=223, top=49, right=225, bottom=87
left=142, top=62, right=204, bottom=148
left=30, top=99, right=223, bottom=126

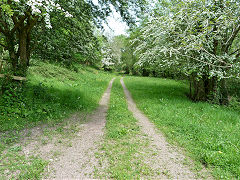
left=121, top=77, right=201, bottom=179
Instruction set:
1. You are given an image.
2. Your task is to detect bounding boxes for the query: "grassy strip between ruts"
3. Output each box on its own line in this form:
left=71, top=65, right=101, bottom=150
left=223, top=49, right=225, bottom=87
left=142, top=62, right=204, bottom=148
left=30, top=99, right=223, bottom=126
left=0, top=61, right=113, bottom=179
left=124, top=76, right=240, bottom=179
left=95, top=78, right=154, bottom=179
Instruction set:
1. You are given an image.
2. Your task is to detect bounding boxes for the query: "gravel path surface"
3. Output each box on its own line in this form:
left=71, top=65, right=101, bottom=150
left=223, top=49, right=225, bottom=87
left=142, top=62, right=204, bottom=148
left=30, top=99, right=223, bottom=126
left=46, top=78, right=115, bottom=179
left=18, top=77, right=212, bottom=179
left=121, top=77, right=202, bottom=179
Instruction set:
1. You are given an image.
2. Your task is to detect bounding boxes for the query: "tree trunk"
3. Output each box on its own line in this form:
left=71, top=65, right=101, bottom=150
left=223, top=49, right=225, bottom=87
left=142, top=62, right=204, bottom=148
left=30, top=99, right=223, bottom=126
left=6, top=36, right=18, bottom=71
left=142, top=68, right=149, bottom=77
left=18, top=29, right=31, bottom=75
left=191, top=72, right=205, bottom=101
left=125, top=66, right=129, bottom=74
left=19, top=29, right=27, bottom=67
left=209, top=76, right=219, bottom=104
left=190, top=73, right=219, bottom=102
left=193, top=79, right=205, bottom=101
left=189, top=75, right=193, bottom=99
left=26, top=31, right=31, bottom=66
left=203, top=75, right=210, bottom=99
left=220, top=78, right=229, bottom=105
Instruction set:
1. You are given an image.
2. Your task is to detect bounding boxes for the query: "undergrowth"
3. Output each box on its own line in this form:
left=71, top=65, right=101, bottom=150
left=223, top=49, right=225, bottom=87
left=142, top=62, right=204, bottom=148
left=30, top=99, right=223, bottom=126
left=124, top=76, right=240, bottom=179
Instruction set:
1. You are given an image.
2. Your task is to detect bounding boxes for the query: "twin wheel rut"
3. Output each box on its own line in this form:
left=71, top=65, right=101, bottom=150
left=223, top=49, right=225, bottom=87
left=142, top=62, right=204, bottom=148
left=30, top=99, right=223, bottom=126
left=23, top=78, right=208, bottom=179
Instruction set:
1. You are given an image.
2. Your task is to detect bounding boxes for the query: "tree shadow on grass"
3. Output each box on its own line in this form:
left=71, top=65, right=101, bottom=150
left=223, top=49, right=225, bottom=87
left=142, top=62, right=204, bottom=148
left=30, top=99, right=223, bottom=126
left=128, top=79, right=189, bottom=102
left=0, top=82, right=99, bottom=134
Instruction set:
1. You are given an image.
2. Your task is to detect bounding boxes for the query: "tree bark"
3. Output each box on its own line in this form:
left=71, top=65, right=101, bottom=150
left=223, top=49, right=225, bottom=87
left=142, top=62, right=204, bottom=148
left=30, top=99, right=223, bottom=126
left=189, top=75, right=193, bottom=99
left=191, top=73, right=219, bottom=102
left=19, top=29, right=28, bottom=68
left=18, top=26, right=33, bottom=74
left=6, top=35, right=18, bottom=71
left=26, top=31, right=31, bottom=66
left=220, top=78, right=229, bottom=105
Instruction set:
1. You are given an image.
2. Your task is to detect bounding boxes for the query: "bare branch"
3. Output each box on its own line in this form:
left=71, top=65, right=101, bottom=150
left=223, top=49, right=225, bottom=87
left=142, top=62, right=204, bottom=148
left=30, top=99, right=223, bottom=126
left=0, top=74, right=27, bottom=81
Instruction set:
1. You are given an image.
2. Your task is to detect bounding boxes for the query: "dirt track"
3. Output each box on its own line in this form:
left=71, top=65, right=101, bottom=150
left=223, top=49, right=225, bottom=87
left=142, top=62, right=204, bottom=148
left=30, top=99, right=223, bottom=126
left=121, top=77, right=210, bottom=179
left=18, top=77, right=211, bottom=179
left=47, top=78, right=115, bottom=179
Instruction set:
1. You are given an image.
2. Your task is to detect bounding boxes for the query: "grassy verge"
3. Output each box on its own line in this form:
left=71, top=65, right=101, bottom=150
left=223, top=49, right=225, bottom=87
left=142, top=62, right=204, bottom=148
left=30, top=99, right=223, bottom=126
left=0, top=62, right=113, bottom=133
left=96, top=78, right=153, bottom=179
left=0, top=61, right=113, bottom=179
left=124, top=76, right=240, bottom=179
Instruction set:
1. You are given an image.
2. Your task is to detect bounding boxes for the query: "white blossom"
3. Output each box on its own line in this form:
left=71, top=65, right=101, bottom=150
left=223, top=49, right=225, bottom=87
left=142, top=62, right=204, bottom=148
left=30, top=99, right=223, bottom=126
left=134, top=0, right=240, bottom=80
left=12, top=0, right=73, bottom=28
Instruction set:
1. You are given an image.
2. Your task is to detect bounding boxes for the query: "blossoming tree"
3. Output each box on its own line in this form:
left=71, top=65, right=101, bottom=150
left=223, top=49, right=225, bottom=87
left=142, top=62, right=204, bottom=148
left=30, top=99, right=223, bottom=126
left=135, top=0, right=240, bottom=104
left=0, top=0, right=147, bottom=75
left=0, top=0, right=73, bottom=75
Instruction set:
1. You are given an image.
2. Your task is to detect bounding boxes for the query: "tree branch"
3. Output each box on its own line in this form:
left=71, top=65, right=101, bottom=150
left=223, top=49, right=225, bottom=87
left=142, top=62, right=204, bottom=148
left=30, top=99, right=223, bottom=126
left=201, top=47, right=229, bottom=65
left=173, top=49, right=232, bottom=68
left=11, top=14, right=18, bottom=24
left=0, top=9, right=9, bottom=35
left=26, top=16, right=39, bottom=33
left=230, top=48, right=240, bottom=56
left=224, top=23, right=240, bottom=53
left=10, top=15, right=28, bottom=34
left=0, top=26, right=6, bottom=34
left=0, top=42, right=7, bottom=49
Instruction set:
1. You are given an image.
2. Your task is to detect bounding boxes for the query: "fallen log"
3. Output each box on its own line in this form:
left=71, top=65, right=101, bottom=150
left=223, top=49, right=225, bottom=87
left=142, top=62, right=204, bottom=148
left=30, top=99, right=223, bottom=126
left=0, top=74, right=27, bottom=81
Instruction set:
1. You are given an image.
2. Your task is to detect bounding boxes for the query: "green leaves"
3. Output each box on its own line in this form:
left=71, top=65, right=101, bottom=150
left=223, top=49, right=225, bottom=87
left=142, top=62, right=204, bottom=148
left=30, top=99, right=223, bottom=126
left=129, top=0, right=240, bottom=102
left=0, top=4, right=13, bottom=16
left=135, top=0, right=240, bottom=76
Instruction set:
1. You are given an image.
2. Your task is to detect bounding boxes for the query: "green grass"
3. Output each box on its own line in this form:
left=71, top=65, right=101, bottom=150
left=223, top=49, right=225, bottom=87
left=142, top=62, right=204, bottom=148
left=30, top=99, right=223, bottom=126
left=0, top=150, right=47, bottom=180
left=96, top=78, right=153, bottom=179
left=0, top=61, right=113, bottom=179
left=0, top=62, right=113, bottom=133
left=124, top=76, right=240, bottom=179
